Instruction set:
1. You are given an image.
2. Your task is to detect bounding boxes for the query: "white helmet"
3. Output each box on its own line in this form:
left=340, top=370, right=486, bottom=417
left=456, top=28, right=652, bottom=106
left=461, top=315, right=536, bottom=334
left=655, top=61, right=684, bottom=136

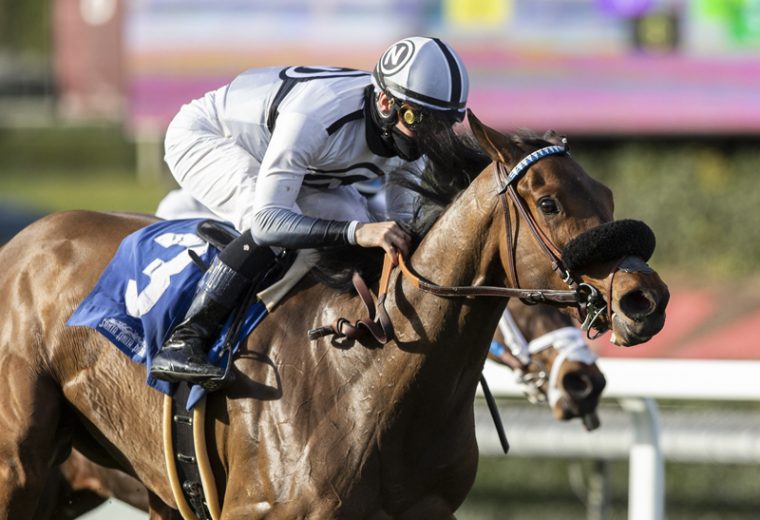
left=372, top=36, right=469, bottom=119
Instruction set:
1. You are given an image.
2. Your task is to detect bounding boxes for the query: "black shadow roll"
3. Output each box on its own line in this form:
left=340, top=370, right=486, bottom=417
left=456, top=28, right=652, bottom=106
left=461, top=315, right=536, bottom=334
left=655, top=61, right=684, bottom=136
left=561, top=219, right=656, bottom=271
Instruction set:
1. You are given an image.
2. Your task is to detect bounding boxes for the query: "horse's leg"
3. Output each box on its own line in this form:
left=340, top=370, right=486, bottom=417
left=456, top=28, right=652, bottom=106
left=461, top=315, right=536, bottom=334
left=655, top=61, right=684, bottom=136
left=52, top=449, right=149, bottom=516
left=46, top=481, right=107, bottom=520
left=148, top=491, right=182, bottom=519
left=398, top=497, right=457, bottom=520
left=363, top=498, right=456, bottom=520
left=30, top=466, right=67, bottom=520
left=0, top=364, right=63, bottom=520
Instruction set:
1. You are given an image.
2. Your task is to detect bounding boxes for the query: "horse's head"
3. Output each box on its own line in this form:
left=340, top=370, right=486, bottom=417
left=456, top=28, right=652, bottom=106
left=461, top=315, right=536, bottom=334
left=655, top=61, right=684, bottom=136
left=494, top=300, right=606, bottom=430
left=468, top=110, right=669, bottom=347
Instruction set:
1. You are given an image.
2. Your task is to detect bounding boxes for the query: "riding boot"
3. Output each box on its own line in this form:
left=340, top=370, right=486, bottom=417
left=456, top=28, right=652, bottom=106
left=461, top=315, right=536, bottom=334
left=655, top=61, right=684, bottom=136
left=149, top=255, right=250, bottom=384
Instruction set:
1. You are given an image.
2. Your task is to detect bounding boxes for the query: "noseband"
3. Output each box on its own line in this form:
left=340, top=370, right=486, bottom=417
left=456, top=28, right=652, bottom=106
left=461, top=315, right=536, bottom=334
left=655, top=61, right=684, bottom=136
left=310, top=142, right=621, bottom=343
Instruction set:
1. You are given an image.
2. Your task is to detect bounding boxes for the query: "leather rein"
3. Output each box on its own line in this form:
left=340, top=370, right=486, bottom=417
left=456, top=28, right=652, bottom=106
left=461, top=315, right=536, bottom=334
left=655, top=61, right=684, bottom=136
left=308, top=141, right=610, bottom=344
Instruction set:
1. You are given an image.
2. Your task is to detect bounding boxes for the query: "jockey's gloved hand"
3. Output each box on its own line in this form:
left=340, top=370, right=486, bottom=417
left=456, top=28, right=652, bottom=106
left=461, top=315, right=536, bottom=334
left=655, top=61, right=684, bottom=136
left=355, top=221, right=411, bottom=265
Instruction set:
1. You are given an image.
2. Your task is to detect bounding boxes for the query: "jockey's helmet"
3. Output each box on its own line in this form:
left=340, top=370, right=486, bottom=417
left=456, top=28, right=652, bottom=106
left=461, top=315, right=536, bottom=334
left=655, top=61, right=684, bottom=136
left=372, top=36, right=469, bottom=122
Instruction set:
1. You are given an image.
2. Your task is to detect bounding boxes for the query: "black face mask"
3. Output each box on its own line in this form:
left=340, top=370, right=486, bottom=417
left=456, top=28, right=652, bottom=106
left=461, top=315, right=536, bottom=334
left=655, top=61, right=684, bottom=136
left=390, top=126, right=422, bottom=161
left=365, top=87, right=423, bottom=161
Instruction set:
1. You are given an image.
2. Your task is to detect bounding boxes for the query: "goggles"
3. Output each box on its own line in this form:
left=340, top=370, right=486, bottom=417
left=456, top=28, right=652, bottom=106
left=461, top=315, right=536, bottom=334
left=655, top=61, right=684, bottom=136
left=399, top=103, right=424, bottom=131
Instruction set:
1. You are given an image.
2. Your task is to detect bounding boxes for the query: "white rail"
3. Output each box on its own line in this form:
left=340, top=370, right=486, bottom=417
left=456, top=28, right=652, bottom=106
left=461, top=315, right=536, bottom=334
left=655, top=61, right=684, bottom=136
left=479, top=358, right=760, bottom=520
left=483, top=358, right=760, bottom=401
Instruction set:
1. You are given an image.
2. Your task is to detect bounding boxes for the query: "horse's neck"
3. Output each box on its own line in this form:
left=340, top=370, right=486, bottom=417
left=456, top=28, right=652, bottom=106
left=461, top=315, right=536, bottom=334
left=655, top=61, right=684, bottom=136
left=383, top=174, right=506, bottom=400
left=414, top=179, right=500, bottom=290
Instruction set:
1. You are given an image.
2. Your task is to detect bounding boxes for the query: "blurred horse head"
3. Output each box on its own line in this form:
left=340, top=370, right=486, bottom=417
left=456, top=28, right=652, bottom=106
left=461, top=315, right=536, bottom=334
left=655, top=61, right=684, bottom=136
left=490, top=300, right=606, bottom=430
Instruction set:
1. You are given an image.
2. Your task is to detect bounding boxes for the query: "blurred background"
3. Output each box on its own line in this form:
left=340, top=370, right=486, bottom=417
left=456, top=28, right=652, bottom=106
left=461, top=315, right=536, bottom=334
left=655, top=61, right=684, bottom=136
left=1, top=0, right=759, bottom=519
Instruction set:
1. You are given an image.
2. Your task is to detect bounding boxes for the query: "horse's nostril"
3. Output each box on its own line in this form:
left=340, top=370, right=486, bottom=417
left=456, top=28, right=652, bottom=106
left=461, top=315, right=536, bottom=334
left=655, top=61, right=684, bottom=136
left=619, top=289, right=655, bottom=319
left=562, top=372, right=593, bottom=400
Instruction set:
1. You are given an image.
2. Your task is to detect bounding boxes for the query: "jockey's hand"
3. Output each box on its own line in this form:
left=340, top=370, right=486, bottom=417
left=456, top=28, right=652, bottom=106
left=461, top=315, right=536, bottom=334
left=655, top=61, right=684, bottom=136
left=355, top=221, right=411, bottom=265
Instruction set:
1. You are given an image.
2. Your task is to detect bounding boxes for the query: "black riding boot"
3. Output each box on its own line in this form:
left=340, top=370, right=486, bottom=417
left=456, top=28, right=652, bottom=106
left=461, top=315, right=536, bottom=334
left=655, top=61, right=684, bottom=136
left=149, top=255, right=250, bottom=384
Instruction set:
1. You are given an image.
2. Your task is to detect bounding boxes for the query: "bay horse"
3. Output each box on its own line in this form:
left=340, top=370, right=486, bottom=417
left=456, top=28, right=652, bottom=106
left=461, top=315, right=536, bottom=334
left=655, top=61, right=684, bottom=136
left=44, top=299, right=606, bottom=519
left=0, top=112, right=668, bottom=518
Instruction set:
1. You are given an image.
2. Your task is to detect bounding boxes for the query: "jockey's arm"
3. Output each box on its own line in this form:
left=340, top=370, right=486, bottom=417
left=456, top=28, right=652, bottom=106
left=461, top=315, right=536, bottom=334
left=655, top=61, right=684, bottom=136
left=251, top=112, right=411, bottom=259
left=251, top=112, right=357, bottom=248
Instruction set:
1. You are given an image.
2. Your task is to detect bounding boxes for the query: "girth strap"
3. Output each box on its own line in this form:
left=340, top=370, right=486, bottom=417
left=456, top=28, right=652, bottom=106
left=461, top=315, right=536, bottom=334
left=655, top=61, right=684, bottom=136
left=163, top=385, right=221, bottom=520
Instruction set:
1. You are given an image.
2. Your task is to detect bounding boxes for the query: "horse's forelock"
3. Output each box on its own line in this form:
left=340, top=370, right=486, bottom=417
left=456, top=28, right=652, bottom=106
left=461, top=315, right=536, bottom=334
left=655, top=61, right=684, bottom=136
left=510, top=130, right=558, bottom=151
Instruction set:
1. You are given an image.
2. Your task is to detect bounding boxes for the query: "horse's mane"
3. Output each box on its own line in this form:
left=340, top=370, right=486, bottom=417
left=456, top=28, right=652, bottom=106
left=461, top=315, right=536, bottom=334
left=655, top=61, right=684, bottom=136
left=311, top=122, right=563, bottom=291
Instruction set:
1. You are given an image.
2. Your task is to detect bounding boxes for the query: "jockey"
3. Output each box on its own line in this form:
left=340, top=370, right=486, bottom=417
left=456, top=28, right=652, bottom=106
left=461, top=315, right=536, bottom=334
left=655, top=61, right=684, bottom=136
left=150, top=36, right=470, bottom=385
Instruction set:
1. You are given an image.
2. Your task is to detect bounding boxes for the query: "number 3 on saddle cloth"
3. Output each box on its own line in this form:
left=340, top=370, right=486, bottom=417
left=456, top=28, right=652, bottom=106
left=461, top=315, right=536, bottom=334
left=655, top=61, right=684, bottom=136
left=67, top=219, right=271, bottom=410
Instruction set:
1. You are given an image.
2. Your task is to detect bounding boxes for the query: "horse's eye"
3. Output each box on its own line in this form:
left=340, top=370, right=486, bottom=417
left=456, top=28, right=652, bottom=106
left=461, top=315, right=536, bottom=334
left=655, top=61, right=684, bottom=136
left=538, top=196, right=559, bottom=214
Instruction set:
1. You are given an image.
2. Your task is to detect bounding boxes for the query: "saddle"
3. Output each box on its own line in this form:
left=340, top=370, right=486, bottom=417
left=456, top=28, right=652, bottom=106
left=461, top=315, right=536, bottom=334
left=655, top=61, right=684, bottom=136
left=196, top=219, right=241, bottom=252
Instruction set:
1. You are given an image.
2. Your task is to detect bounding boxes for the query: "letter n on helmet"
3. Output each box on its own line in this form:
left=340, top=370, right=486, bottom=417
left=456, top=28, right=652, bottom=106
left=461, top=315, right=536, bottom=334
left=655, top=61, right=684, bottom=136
left=372, top=36, right=469, bottom=121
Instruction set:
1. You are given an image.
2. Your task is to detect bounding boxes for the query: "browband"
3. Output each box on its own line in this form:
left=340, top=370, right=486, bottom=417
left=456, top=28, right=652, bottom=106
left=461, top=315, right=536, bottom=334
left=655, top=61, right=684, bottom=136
left=498, top=142, right=568, bottom=193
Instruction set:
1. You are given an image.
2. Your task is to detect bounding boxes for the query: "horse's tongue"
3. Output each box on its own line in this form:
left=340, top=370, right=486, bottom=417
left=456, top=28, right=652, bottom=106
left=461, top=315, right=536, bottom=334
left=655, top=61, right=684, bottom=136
left=582, top=411, right=601, bottom=431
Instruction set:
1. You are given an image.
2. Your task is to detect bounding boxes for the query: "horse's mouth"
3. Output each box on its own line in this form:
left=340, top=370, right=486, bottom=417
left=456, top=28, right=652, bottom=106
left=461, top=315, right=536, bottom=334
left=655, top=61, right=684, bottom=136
left=609, top=310, right=666, bottom=347
left=555, top=397, right=602, bottom=431
left=553, top=370, right=606, bottom=430
left=608, top=277, right=670, bottom=346
left=581, top=411, right=601, bottom=431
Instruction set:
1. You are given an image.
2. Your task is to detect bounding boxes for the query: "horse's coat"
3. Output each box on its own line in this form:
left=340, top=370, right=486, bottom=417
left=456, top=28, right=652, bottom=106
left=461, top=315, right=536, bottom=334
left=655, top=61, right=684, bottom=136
left=44, top=300, right=604, bottom=519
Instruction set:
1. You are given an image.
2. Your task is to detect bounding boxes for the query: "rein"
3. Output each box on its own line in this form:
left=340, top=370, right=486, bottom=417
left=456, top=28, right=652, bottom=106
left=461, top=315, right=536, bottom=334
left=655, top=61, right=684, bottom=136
left=394, top=253, right=579, bottom=303
left=308, top=142, right=610, bottom=343
left=307, top=252, right=580, bottom=343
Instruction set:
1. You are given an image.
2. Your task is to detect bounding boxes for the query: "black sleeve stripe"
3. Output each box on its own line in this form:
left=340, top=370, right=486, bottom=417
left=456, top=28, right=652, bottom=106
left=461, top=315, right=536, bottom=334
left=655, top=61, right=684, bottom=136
left=308, top=162, right=386, bottom=177
left=326, top=109, right=363, bottom=135
left=266, top=70, right=299, bottom=133
left=303, top=173, right=376, bottom=186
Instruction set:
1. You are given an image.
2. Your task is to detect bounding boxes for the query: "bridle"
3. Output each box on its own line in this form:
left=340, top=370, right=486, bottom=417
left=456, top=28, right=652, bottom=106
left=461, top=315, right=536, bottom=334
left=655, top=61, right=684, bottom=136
left=494, top=142, right=610, bottom=337
left=497, top=310, right=597, bottom=406
left=308, top=142, right=610, bottom=343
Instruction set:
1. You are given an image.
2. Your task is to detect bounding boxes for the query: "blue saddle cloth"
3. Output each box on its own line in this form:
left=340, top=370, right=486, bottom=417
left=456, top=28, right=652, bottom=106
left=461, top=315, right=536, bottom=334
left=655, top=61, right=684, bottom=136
left=67, top=218, right=268, bottom=409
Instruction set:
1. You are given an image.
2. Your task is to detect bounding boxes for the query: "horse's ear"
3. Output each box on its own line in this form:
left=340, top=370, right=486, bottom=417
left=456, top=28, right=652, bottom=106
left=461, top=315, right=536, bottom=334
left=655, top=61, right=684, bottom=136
left=543, top=129, right=568, bottom=148
left=467, top=109, right=509, bottom=164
